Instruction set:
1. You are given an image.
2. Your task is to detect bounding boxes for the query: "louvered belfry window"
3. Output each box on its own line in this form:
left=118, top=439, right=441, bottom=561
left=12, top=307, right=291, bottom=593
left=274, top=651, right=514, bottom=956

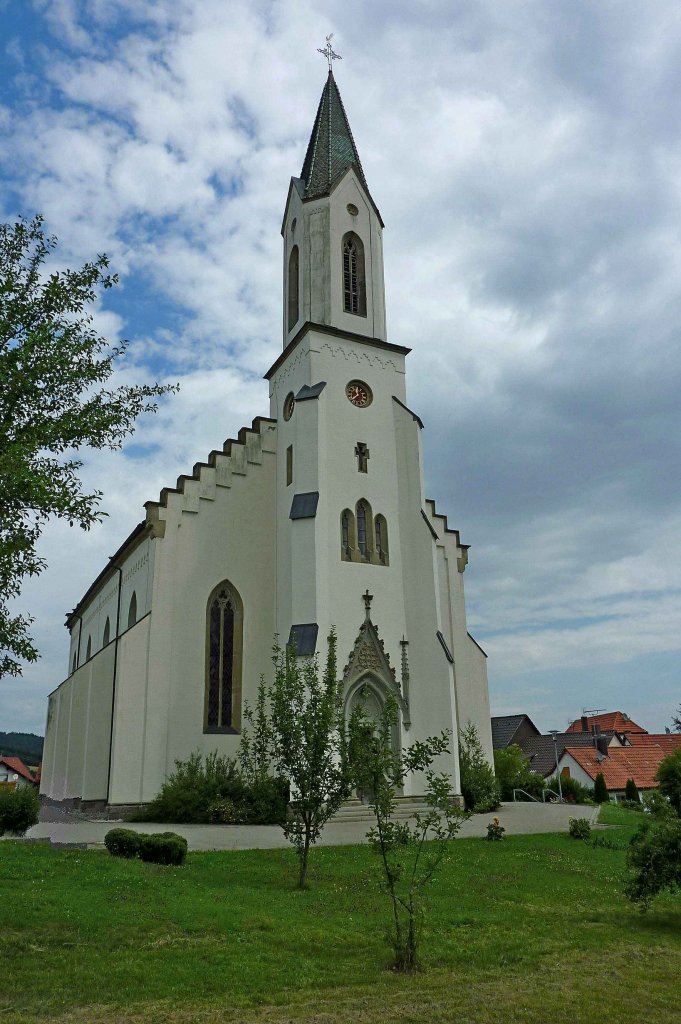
left=344, top=237, right=359, bottom=313
left=207, top=588, right=235, bottom=728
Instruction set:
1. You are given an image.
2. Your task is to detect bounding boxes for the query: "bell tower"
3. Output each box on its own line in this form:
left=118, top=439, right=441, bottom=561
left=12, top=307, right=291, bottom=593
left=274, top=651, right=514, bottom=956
left=281, top=68, right=387, bottom=346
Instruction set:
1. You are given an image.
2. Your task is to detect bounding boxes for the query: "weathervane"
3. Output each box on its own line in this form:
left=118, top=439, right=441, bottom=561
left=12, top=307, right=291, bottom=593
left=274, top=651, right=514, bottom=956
left=317, top=34, right=341, bottom=72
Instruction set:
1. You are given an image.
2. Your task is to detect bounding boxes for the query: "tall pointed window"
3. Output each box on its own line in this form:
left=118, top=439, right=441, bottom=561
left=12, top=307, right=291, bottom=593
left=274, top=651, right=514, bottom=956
left=356, top=499, right=373, bottom=560
left=374, top=515, right=389, bottom=565
left=127, top=591, right=137, bottom=629
left=341, top=508, right=356, bottom=561
left=86, top=636, right=92, bottom=661
left=342, top=232, right=367, bottom=316
left=103, top=617, right=111, bottom=646
left=205, top=580, right=243, bottom=733
left=288, top=245, right=299, bottom=331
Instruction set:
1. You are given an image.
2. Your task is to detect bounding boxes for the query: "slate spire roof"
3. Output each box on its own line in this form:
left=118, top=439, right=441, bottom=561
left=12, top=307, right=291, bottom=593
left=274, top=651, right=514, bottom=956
left=300, top=70, right=367, bottom=199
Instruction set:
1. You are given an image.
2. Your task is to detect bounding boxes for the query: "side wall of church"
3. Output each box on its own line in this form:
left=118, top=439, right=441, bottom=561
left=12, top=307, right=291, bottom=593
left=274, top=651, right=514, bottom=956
left=107, top=421, right=278, bottom=805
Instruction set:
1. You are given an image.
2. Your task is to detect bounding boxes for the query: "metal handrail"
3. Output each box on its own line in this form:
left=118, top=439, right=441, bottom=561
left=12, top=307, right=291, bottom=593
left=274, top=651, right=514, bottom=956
left=512, top=788, right=541, bottom=803
left=542, top=789, right=563, bottom=803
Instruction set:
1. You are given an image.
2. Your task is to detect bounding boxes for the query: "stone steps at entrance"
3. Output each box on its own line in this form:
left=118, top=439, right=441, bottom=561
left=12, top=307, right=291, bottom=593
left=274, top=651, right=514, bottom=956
left=334, top=797, right=430, bottom=824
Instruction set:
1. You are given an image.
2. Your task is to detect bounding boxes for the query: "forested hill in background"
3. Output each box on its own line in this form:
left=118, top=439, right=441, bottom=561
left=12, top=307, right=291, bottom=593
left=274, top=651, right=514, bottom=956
left=0, top=732, right=44, bottom=765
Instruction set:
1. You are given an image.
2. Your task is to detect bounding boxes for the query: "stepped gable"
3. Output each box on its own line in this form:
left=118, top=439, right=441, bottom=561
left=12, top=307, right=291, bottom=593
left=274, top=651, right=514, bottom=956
left=424, top=498, right=469, bottom=572
left=143, top=416, right=277, bottom=523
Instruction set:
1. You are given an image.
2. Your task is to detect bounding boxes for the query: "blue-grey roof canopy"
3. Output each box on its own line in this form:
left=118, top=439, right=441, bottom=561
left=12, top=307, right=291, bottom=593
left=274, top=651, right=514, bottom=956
left=300, top=71, right=367, bottom=199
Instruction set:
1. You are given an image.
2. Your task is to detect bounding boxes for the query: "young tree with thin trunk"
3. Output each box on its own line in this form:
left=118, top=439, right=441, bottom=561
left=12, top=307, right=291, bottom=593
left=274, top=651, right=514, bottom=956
left=269, top=630, right=351, bottom=888
left=349, top=694, right=468, bottom=972
left=0, top=216, right=176, bottom=678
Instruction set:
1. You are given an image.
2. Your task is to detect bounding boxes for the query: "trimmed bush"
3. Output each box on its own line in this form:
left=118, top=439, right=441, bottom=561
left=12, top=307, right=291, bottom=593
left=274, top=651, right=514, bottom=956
left=624, top=778, right=640, bottom=803
left=568, top=817, right=592, bottom=840
left=0, top=785, right=39, bottom=836
left=104, top=828, right=142, bottom=858
left=593, top=773, right=609, bottom=804
left=138, top=831, right=187, bottom=865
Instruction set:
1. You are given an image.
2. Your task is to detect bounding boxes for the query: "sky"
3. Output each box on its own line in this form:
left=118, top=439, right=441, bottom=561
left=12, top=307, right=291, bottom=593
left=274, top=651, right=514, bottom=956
left=1, top=0, right=680, bottom=738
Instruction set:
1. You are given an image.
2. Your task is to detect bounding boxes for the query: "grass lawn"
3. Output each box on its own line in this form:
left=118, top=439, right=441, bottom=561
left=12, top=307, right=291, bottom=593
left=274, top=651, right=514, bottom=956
left=598, top=801, right=647, bottom=826
left=1, top=829, right=679, bottom=1024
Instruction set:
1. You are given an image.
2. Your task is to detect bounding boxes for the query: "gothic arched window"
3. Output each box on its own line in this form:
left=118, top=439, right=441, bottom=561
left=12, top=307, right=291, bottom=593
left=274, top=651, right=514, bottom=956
left=72, top=650, right=77, bottom=674
left=103, top=617, right=111, bottom=646
left=205, top=580, right=243, bottom=733
left=374, top=514, right=389, bottom=565
left=86, top=636, right=92, bottom=661
left=288, top=245, right=299, bottom=331
left=341, top=508, right=356, bottom=561
left=356, top=499, right=373, bottom=560
left=342, top=232, right=367, bottom=316
left=127, top=591, right=137, bottom=630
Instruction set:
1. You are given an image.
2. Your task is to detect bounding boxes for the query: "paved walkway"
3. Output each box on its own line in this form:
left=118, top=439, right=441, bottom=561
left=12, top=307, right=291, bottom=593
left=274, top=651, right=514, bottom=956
left=17, top=802, right=600, bottom=851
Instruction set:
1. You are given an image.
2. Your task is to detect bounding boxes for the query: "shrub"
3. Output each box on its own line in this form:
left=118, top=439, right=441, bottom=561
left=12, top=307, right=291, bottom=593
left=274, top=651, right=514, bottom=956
left=0, top=785, right=40, bottom=836
left=656, top=749, right=681, bottom=816
left=591, top=833, right=624, bottom=850
left=493, top=745, right=545, bottom=801
left=486, top=816, right=505, bottom=841
left=593, top=773, right=609, bottom=804
left=130, top=751, right=288, bottom=826
left=546, top=774, right=593, bottom=805
left=619, top=799, right=643, bottom=811
left=642, top=789, right=677, bottom=820
left=138, top=831, right=187, bottom=865
left=104, top=828, right=142, bottom=858
left=459, top=723, right=500, bottom=812
left=568, top=817, right=592, bottom=840
left=626, top=818, right=681, bottom=908
left=625, top=778, right=640, bottom=803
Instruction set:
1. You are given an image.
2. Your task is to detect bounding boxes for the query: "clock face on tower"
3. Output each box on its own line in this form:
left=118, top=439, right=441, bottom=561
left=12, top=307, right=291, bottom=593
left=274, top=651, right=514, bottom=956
left=345, top=380, right=373, bottom=408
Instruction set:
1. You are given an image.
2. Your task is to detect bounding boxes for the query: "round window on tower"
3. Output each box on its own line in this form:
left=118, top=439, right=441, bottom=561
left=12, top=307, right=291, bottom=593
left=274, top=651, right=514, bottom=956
left=345, top=380, right=373, bottom=408
left=346, top=203, right=359, bottom=216
left=283, top=392, right=295, bottom=421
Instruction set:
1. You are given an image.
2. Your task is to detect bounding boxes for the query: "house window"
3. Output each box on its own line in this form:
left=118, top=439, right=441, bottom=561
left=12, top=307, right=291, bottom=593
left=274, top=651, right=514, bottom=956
left=103, top=617, right=111, bottom=646
left=205, top=580, right=243, bottom=733
left=127, top=591, right=137, bottom=630
left=288, top=245, right=299, bottom=331
left=342, top=232, right=367, bottom=316
left=286, top=444, right=293, bottom=486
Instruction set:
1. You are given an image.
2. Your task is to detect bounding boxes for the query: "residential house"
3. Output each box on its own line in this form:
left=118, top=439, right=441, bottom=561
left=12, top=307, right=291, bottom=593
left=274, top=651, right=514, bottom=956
left=0, top=756, right=38, bottom=790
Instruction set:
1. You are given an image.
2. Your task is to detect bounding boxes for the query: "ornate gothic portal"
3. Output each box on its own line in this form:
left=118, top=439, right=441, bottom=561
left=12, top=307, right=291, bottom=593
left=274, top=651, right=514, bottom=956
left=342, top=591, right=411, bottom=800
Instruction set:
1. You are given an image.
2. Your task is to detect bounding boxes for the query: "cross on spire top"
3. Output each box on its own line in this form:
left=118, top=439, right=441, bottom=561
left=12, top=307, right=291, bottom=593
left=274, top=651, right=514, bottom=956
left=363, top=589, right=373, bottom=619
left=317, top=34, right=341, bottom=72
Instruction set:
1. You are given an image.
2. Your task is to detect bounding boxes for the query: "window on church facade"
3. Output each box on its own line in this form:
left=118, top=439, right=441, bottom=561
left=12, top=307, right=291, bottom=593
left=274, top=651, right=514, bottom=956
left=288, top=245, right=299, bottom=331
left=205, top=581, right=243, bottom=733
left=103, top=617, right=110, bottom=646
left=374, top=515, right=389, bottom=565
left=72, top=650, right=77, bottom=674
left=356, top=499, right=373, bottom=560
left=127, top=591, right=137, bottom=630
left=342, top=232, right=366, bottom=316
left=286, top=444, right=293, bottom=486
left=86, top=636, right=92, bottom=661
left=341, top=508, right=355, bottom=561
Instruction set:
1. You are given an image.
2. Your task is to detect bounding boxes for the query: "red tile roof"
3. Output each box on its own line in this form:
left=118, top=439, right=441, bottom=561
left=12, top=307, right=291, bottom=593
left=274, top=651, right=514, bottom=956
left=0, top=756, right=36, bottom=784
left=566, top=712, right=647, bottom=735
left=627, top=733, right=681, bottom=754
left=563, top=744, right=668, bottom=790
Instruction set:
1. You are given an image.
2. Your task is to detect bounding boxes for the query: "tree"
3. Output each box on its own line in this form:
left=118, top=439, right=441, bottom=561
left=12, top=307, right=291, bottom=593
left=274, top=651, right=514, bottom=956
left=269, top=631, right=351, bottom=888
left=493, top=744, right=545, bottom=801
left=593, top=772, right=609, bottom=804
left=349, top=694, right=467, bottom=972
left=625, top=778, right=640, bottom=803
left=458, top=722, right=499, bottom=812
left=0, top=216, right=176, bottom=678
left=672, top=704, right=681, bottom=733
left=626, top=818, right=681, bottom=909
left=656, top=749, right=681, bottom=816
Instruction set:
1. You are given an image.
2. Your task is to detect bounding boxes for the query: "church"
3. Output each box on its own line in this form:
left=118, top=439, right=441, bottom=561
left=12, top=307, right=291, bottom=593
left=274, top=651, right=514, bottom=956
left=40, top=66, right=494, bottom=809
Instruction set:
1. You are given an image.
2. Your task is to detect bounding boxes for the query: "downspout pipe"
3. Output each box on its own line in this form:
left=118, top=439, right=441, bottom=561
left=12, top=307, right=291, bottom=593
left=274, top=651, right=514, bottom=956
left=106, top=564, right=123, bottom=805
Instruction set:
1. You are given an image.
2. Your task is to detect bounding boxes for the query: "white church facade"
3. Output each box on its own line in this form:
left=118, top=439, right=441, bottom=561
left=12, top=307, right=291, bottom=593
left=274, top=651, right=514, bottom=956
left=40, top=70, right=493, bottom=809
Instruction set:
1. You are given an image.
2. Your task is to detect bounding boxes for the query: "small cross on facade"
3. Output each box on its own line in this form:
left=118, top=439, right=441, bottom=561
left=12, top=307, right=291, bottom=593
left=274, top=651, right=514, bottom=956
left=355, top=441, right=369, bottom=473
left=363, top=589, right=373, bottom=618
left=317, top=34, right=341, bottom=72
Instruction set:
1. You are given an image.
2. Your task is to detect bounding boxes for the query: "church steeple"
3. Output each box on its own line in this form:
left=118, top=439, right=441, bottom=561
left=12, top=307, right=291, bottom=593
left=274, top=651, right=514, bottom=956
left=280, top=66, right=387, bottom=346
left=300, top=71, right=368, bottom=200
